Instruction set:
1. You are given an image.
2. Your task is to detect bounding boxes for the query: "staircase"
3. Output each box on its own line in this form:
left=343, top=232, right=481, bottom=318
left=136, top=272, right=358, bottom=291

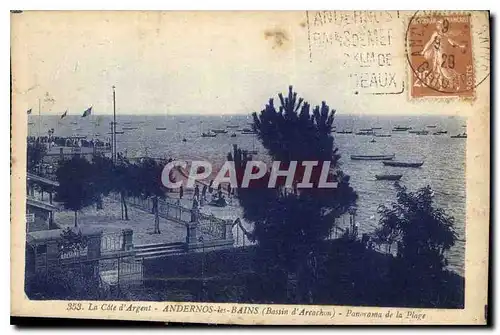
left=135, top=242, right=186, bottom=260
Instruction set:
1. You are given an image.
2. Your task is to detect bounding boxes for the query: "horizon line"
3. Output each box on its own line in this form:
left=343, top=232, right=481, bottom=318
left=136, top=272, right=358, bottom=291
left=27, top=112, right=463, bottom=117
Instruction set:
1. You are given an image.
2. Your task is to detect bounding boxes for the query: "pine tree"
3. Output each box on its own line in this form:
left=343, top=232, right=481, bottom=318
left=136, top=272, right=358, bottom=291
left=230, top=86, right=357, bottom=302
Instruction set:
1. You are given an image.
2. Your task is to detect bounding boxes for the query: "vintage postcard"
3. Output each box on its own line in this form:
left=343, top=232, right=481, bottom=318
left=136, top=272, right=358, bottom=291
left=10, top=10, right=490, bottom=325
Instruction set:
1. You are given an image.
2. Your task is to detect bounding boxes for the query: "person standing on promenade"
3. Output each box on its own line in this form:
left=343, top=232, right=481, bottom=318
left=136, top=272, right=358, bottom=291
left=202, top=185, right=207, bottom=200
left=194, top=184, right=200, bottom=201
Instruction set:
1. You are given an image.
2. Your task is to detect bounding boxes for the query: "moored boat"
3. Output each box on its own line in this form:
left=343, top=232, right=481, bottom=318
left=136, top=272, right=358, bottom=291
left=156, top=127, right=167, bottom=130
left=409, top=130, right=428, bottom=135
left=451, top=133, right=467, bottom=138
left=383, top=161, right=424, bottom=168
left=375, top=174, right=403, bottom=181
left=392, top=126, right=412, bottom=131
left=375, top=134, right=392, bottom=137
left=337, top=130, right=353, bottom=134
left=212, top=129, right=228, bottom=134
left=202, top=132, right=217, bottom=137
left=351, top=154, right=395, bottom=161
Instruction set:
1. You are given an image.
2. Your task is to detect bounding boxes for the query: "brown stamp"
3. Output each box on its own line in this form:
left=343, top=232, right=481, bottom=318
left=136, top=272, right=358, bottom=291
left=406, top=13, right=475, bottom=98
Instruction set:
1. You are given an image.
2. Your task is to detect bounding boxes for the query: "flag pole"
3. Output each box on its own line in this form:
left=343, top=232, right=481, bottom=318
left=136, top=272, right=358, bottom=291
left=112, top=85, right=117, bottom=163
left=38, top=98, right=41, bottom=138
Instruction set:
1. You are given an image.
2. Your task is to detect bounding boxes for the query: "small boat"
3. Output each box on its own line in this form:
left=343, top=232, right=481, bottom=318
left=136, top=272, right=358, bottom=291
left=226, top=125, right=239, bottom=128
left=355, top=131, right=373, bottom=136
left=351, top=154, right=395, bottom=161
left=462, top=125, right=467, bottom=127
left=156, top=127, right=167, bottom=130
left=383, top=161, right=424, bottom=168
left=28, top=122, right=34, bottom=125
left=182, top=138, right=187, bottom=142
left=241, top=131, right=256, bottom=135
left=202, top=132, right=217, bottom=138
left=375, top=174, right=403, bottom=181
left=408, top=130, right=428, bottom=135
left=115, top=131, right=124, bottom=134
left=426, top=125, right=437, bottom=128
left=392, top=126, right=412, bottom=131
left=451, top=133, right=467, bottom=138
left=211, top=129, right=228, bottom=134
left=230, top=133, right=237, bottom=138
left=432, top=130, right=448, bottom=135
left=337, top=130, right=353, bottom=134
left=123, top=127, right=138, bottom=130
left=71, top=122, right=78, bottom=125
left=372, top=127, right=382, bottom=130
left=370, top=139, right=376, bottom=143
left=240, top=128, right=253, bottom=132
left=375, top=134, right=392, bottom=137
left=359, top=128, right=373, bottom=132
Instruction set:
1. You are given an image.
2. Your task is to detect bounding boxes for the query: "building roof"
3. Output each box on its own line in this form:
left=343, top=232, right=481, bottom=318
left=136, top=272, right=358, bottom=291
left=26, top=173, right=59, bottom=187
left=27, top=197, right=60, bottom=212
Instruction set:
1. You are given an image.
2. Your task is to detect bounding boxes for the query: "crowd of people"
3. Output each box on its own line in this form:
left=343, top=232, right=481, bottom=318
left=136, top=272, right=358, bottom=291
left=179, top=180, right=234, bottom=209
left=27, top=135, right=111, bottom=149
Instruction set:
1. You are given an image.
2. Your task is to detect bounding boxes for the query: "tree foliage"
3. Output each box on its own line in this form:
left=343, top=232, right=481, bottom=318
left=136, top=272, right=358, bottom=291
left=375, top=183, right=458, bottom=273
left=58, top=227, right=89, bottom=255
left=55, top=156, right=97, bottom=226
left=132, top=158, right=167, bottom=234
left=27, top=141, right=47, bottom=172
left=231, top=86, right=357, bottom=278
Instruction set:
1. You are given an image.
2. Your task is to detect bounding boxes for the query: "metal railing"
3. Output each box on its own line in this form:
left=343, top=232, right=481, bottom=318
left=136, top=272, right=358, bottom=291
left=113, top=193, right=230, bottom=241
left=197, top=213, right=227, bottom=240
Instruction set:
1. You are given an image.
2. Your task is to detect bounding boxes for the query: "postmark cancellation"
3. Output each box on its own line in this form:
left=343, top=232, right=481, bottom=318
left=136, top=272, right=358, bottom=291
left=406, top=12, right=487, bottom=99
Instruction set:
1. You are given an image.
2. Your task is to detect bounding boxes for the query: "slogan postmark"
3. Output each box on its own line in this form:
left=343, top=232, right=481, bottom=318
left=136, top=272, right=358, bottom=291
left=406, top=11, right=489, bottom=98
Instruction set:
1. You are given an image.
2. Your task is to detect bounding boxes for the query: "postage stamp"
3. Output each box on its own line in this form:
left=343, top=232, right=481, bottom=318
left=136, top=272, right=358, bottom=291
left=10, top=11, right=490, bottom=326
left=406, top=12, right=476, bottom=98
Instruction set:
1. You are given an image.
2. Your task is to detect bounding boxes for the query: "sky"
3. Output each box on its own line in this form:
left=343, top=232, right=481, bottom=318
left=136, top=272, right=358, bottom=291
left=11, top=11, right=487, bottom=117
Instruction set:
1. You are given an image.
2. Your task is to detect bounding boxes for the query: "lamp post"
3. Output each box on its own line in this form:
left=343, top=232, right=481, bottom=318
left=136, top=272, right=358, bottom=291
left=112, top=85, right=117, bottom=163
left=199, top=235, right=206, bottom=300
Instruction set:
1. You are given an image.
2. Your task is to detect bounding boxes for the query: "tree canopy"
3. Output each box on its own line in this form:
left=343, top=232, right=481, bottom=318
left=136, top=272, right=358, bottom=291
left=231, top=86, right=357, bottom=279
left=27, top=141, right=47, bottom=172
left=55, top=156, right=97, bottom=226
left=375, top=183, right=458, bottom=273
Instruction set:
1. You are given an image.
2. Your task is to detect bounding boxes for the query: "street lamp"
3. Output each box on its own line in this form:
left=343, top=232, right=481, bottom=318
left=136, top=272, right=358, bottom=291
left=199, top=235, right=206, bottom=300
